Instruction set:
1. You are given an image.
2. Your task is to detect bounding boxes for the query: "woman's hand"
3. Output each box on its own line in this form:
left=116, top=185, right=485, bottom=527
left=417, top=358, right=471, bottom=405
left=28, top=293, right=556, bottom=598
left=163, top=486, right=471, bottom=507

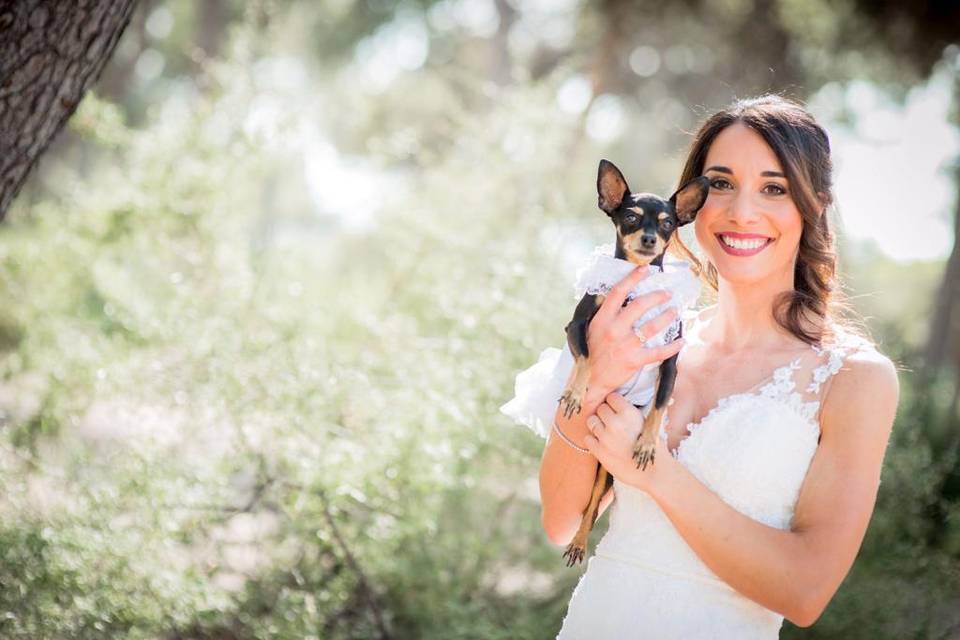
left=585, top=265, right=685, bottom=396
left=583, top=391, right=674, bottom=493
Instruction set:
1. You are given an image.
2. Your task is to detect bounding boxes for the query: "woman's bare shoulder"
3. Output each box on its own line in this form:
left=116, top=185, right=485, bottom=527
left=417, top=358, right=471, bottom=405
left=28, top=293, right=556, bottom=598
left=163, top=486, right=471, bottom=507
left=820, top=346, right=900, bottom=442
left=822, top=324, right=898, bottom=391
left=840, top=349, right=899, bottom=396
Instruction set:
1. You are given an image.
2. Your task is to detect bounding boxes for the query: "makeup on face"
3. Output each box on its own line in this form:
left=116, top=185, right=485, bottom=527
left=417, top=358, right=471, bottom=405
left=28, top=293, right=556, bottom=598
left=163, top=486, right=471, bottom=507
left=693, top=124, right=803, bottom=276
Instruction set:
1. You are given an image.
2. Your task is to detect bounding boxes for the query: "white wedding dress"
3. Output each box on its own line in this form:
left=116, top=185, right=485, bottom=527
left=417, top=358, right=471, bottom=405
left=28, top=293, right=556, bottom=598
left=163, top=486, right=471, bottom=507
left=554, top=310, right=878, bottom=639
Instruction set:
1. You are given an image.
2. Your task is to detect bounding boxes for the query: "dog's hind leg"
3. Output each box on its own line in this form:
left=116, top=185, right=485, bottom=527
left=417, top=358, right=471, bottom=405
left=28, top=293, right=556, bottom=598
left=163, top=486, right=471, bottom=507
left=563, top=464, right=614, bottom=566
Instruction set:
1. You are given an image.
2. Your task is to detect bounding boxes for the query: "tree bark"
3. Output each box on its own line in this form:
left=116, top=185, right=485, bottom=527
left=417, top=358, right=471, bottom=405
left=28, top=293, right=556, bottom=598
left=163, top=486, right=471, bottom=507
left=925, top=176, right=960, bottom=370
left=0, top=0, right=137, bottom=221
left=197, top=0, right=229, bottom=60
left=925, top=73, right=960, bottom=371
left=588, top=0, right=631, bottom=97
left=489, top=0, right=517, bottom=86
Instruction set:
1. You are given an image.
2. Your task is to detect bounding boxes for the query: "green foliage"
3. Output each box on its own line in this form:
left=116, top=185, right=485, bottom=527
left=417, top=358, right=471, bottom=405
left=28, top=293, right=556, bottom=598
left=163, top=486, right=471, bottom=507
left=0, top=36, right=621, bottom=637
left=0, top=2, right=958, bottom=639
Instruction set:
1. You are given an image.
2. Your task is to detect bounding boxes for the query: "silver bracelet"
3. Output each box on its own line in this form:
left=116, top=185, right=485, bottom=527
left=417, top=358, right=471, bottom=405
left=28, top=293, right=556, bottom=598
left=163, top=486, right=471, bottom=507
left=552, top=421, right=591, bottom=454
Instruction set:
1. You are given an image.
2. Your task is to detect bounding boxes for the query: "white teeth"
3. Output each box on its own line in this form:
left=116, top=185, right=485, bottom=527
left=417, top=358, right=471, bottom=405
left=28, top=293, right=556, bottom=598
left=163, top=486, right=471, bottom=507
left=720, top=235, right=769, bottom=250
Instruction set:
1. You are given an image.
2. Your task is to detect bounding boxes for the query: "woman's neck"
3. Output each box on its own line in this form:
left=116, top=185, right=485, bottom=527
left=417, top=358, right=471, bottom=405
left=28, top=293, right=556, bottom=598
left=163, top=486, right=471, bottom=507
left=702, top=272, right=798, bottom=354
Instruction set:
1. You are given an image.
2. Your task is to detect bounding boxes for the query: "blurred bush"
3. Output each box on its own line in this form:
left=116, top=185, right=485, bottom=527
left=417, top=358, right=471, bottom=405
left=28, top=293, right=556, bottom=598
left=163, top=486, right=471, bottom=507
left=0, top=1, right=957, bottom=639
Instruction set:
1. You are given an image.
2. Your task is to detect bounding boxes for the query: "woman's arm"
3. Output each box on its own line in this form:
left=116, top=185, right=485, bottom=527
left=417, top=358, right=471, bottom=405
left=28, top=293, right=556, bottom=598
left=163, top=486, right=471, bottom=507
left=539, top=383, right=616, bottom=546
left=649, top=350, right=899, bottom=626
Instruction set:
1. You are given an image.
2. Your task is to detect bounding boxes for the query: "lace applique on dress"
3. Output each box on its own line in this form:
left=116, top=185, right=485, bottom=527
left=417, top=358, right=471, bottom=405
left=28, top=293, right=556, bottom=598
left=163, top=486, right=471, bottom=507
left=667, top=322, right=878, bottom=527
left=807, top=328, right=876, bottom=394
left=669, top=322, right=878, bottom=456
left=756, top=357, right=820, bottom=424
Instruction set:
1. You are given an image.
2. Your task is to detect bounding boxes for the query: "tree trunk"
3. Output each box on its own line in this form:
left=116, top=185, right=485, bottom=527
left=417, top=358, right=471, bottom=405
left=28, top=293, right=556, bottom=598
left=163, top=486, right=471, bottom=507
left=926, top=180, right=960, bottom=370
left=0, top=0, right=137, bottom=221
left=925, top=74, right=960, bottom=371
left=490, top=0, right=517, bottom=86
left=197, top=0, right=229, bottom=60
left=588, top=0, right=631, bottom=97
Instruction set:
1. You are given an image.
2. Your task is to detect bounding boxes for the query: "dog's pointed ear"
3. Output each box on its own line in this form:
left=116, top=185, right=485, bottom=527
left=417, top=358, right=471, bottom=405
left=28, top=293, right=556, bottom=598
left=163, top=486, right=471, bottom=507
left=597, top=159, right=631, bottom=215
left=669, top=176, right=710, bottom=225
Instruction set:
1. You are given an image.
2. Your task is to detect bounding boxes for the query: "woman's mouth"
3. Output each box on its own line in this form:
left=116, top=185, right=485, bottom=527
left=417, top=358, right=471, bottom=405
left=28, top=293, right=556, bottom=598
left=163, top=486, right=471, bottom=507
left=715, top=233, right=774, bottom=257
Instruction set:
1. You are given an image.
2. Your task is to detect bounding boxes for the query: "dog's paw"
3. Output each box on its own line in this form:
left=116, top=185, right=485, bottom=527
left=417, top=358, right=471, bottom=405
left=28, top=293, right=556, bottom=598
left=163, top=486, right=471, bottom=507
left=562, top=542, right=586, bottom=567
left=558, top=390, right=583, bottom=419
left=632, top=441, right=656, bottom=471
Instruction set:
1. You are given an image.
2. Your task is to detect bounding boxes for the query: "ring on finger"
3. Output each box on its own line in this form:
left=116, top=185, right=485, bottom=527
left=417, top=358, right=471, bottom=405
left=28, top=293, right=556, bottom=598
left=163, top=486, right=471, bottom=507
left=587, top=416, right=603, bottom=432
left=635, top=326, right=649, bottom=345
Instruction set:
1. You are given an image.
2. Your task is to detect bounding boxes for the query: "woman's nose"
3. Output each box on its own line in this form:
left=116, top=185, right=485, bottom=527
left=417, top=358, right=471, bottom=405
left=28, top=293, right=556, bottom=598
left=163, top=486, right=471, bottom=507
left=727, top=188, right=762, bottom=224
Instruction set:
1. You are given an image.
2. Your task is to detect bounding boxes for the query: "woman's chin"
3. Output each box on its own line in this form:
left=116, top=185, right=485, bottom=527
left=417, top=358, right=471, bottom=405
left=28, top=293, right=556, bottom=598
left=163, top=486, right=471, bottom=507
left=711, top=260, right=779, bottom=286
left=719, top=273, right=767, bottom=287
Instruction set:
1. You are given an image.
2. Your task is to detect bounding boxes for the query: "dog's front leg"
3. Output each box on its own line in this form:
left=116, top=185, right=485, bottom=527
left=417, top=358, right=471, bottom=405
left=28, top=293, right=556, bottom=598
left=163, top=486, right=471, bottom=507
left=633, top=348, right=679, bottom=470
left=559, top=293, right=604, bottom=418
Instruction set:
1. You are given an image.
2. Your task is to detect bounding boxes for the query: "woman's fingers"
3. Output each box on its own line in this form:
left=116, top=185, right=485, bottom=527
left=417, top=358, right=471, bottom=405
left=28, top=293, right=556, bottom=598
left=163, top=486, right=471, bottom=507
left=594, top=266, right=649, bottom=327
left=631, top=305, right=679, bottom=342
left=595, top=403, right=615, bottom=423
left=594, top=394, right=640, bottom=439
left=583, top=431, right=612, bottom=463
left=603, top=392, right=631, bottom=412
left=634, top=335, right=685, bottom=366
left=617, top=290, right=674, bottom=336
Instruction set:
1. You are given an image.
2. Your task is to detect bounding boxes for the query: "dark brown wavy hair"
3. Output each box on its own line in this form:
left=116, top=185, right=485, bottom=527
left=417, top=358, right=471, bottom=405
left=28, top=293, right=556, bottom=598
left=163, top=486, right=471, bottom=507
left=668, top=95, right=869, bottom=347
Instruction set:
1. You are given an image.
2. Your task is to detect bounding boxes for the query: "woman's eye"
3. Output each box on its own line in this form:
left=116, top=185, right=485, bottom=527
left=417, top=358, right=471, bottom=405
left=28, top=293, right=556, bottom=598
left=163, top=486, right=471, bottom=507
left=709, top=177, right=731, bottom=190
left=764, top=183, right=787, bottom=195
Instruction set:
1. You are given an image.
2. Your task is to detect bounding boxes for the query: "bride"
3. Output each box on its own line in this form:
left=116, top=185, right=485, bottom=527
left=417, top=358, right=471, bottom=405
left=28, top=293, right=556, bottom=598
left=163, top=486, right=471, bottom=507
left=541, top=96, right=899, bottom=638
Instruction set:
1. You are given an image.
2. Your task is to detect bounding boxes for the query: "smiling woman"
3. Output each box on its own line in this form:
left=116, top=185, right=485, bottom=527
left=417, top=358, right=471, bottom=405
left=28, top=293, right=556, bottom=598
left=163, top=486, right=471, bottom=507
left=693, top=124, right=806, bottom=292
left=674, top=98, right=840, bottom=346
left=541, top=95, right=899, bottom=638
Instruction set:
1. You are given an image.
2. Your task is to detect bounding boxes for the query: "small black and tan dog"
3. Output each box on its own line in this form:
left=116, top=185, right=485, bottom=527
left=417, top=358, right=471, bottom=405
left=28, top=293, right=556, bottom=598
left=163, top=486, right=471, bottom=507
left=559, top=160, right=709, bottom=566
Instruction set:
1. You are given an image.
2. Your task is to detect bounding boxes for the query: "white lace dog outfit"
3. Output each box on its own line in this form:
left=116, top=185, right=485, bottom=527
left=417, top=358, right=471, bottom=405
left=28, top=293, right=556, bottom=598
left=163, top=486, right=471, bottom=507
left=499, top=243, right=701, bottom=438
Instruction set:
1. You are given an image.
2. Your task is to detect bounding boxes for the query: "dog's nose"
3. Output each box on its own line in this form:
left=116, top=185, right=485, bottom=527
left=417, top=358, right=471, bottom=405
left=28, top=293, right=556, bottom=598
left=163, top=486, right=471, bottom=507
left=641, top=234, right=657, bottom=248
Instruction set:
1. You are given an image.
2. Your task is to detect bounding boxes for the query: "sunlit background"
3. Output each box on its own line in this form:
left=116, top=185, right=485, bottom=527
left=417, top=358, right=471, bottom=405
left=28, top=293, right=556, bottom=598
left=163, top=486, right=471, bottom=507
left=1, top=1, right=959, bottom=638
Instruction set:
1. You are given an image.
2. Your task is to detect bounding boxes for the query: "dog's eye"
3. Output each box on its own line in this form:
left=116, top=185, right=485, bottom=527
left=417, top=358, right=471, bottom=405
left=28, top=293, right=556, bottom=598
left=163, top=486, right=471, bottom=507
left=660, top=219, right=674, bottom=230
left=625, top=214, right=638, bottom=224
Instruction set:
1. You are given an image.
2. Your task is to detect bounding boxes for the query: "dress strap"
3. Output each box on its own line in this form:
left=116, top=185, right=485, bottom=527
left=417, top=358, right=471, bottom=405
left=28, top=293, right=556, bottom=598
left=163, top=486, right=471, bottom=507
left=808, top=326, right=877, bottom=422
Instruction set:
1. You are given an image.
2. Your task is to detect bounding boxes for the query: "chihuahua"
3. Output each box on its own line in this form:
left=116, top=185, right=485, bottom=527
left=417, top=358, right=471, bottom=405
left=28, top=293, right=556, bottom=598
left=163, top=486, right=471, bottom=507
left=559, top=160, right=709, bottom=566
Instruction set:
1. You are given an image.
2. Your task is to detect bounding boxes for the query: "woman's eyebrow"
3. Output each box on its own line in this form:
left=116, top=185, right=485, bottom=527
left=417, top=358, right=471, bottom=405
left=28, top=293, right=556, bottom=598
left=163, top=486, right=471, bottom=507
left=704, top=165, right=786, bottom=178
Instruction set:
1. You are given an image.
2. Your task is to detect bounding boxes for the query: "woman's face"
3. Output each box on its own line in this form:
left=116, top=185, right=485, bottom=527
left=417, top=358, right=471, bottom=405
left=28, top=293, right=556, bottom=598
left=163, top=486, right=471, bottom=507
left=693, top=122, right=804, bottom=287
